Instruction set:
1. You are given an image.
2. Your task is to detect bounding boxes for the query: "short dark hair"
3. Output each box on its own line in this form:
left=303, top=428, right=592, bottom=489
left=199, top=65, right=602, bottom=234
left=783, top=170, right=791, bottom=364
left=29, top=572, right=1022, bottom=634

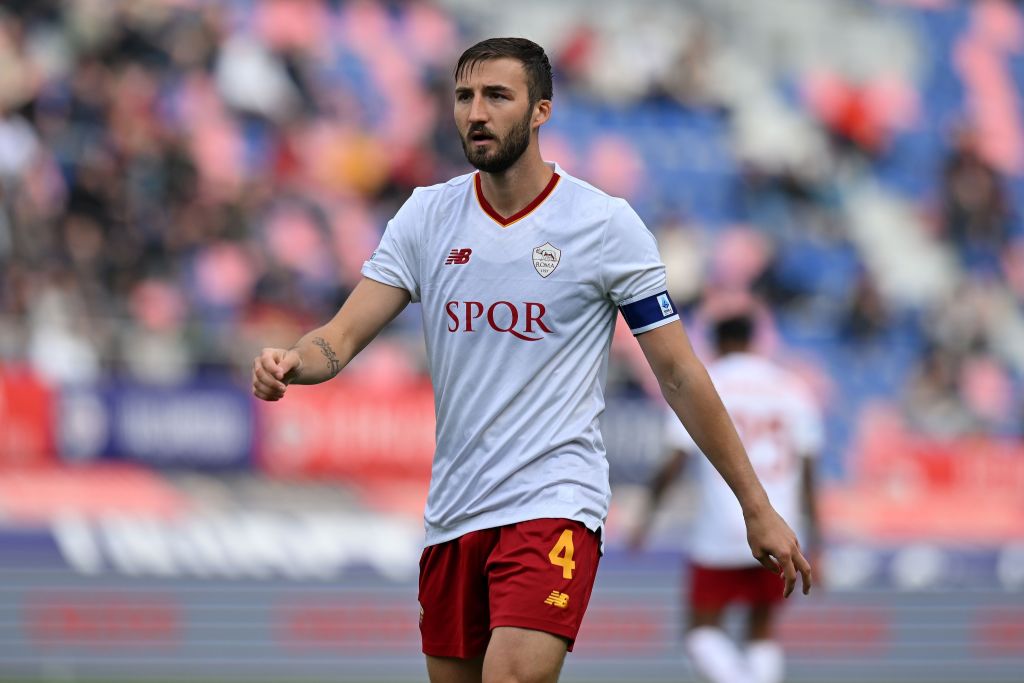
left=713, top=313, right=755, bottom=350
left=455, top=37, right=553, bottom=104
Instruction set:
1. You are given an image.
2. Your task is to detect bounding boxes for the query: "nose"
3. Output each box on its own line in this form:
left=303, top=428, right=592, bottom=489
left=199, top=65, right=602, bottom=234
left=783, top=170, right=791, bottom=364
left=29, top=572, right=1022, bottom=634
left=467, top=94, right=488, bottom=124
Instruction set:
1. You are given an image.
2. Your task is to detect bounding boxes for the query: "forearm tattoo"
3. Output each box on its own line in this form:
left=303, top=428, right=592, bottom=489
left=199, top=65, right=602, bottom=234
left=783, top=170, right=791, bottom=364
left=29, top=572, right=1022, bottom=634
left=311, top=337, right=342, bottom=377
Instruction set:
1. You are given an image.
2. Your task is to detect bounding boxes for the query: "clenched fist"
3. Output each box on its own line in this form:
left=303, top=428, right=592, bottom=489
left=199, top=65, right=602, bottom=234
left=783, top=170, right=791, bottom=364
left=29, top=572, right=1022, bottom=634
left=252, top=347, right=302, bottom=401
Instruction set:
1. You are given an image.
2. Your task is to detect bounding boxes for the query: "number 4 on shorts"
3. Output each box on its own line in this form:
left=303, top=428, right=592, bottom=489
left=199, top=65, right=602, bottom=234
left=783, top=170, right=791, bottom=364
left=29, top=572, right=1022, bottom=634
left=548, top=529, right=576, bottom=579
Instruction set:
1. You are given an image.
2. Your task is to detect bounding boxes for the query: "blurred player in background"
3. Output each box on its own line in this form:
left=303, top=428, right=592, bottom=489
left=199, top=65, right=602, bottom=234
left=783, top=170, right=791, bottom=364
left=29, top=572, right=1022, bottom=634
left=632, top=310, right=823, bottom=683
left=252, top=37, right=810, bottom=683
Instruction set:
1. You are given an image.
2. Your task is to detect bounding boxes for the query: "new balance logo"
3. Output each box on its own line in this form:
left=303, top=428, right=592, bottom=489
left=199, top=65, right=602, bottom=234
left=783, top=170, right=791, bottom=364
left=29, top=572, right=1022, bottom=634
left=445, top=248, right=472, bottom=265
left=544, top=591, right=570, bottom=609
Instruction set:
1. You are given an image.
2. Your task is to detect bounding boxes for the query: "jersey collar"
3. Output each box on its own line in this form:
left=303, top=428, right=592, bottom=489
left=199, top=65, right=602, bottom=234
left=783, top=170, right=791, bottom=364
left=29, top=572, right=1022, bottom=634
left=474, top=166, right=561, bottom=228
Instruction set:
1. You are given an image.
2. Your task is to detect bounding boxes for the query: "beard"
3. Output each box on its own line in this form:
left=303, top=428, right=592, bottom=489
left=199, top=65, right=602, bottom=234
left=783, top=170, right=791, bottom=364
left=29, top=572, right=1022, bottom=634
left=460, top=109, right=533, bottom=174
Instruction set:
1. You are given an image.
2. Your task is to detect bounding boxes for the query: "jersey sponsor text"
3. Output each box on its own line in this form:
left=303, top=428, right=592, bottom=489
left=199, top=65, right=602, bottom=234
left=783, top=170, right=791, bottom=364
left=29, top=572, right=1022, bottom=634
left=444, top=300, right=552, bottom=341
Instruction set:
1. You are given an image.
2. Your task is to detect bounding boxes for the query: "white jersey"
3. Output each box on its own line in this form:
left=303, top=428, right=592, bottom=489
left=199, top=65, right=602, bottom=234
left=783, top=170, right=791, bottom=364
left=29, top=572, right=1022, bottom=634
left=664, top=353, right=823, bottom=567
left=363, top=163, right=679, bottom=547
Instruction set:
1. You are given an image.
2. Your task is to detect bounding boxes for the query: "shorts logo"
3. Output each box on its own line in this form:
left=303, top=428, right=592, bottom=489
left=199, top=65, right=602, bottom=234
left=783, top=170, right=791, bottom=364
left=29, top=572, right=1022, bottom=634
left=445, top=248, right=472, bottom=265
left=532, top=242, right=561, bottom=278
left=544, top=591, right=570, bottom=608
left=657, top=293, right=673, bottom=317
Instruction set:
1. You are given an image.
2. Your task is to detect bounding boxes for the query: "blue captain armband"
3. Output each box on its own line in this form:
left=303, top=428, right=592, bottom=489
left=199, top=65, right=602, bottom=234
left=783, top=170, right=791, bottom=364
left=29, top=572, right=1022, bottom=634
left=619, top=291, right=680, bottom=335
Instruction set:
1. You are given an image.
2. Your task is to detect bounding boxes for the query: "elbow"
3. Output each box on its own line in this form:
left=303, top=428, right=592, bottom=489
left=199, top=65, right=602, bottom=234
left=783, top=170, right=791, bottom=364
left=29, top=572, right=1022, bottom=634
left=657, top=360, right=694, bottom=402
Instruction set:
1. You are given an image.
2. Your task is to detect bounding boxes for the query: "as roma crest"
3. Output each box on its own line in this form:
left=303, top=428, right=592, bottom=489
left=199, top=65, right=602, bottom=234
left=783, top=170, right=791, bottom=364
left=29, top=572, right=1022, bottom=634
left=532, top=242, right=561, bottom=278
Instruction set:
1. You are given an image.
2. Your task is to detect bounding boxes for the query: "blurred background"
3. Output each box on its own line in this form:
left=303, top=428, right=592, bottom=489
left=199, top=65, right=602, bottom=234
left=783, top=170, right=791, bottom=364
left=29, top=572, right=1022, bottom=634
left=1, top=0, right=1023, bottom=681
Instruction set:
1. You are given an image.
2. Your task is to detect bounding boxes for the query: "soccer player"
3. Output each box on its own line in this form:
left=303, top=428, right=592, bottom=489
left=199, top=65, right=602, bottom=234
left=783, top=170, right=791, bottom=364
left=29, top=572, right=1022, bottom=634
left=251, top=37, right=811, bottom=683
left=631, top=311, right=823, bottom=683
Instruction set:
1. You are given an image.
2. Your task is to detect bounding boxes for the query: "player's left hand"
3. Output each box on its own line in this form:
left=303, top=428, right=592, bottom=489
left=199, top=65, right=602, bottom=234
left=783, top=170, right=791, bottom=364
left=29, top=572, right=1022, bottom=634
left=744, top=507, right=812, bottom=598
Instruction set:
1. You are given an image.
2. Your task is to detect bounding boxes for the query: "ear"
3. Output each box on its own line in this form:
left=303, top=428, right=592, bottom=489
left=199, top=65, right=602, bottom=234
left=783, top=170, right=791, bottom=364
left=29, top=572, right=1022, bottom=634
left=532, top=99, right=552, bottom=129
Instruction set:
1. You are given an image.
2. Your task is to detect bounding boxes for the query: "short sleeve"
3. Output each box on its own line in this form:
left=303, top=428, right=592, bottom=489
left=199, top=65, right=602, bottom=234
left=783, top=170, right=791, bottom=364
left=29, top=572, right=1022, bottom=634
left=601, top=200, right=679, bottom=334
left=361, top=190, right=423, bottom=302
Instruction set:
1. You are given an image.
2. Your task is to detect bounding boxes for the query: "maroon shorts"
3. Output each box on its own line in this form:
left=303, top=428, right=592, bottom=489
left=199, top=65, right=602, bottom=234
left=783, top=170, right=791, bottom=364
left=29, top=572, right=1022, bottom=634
left=688, top=563, right=785, bottom=611
left=418, top=518, right=601, bottom=659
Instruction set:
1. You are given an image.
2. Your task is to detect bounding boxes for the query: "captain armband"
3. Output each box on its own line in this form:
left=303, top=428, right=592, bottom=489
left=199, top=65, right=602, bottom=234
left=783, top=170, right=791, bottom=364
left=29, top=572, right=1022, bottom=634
left=619, top=291, right=680, bottom=335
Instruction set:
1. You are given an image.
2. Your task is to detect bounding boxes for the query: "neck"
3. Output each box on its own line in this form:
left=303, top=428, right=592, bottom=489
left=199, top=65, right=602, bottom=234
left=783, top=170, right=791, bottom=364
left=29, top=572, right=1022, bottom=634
left=477, top=148, right=553, bottom=218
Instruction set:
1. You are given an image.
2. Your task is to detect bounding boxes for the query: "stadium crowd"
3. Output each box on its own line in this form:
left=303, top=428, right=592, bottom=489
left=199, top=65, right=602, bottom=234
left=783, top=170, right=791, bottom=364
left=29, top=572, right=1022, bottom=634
left=1, top=0, right=1022, bottom=472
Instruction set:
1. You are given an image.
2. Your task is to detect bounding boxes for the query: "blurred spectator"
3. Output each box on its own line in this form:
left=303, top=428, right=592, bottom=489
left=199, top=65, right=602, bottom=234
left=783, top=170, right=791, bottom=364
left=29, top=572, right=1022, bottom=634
left=903, top=346, right=980, bottom=439
left=941, top=128, right=1011, bottom=273
left=840, top=271, right=890, bottom=347
left=959, top=351, right=1016, bottom=433
left=27, top=270, right=103, bottom=385
left=925, top=281, right=994, bottom=358
left=803, top=70, right=918, bottom=160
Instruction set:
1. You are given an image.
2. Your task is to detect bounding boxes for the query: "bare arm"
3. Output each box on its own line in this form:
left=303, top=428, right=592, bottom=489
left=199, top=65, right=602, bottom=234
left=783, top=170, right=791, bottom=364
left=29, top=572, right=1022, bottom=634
left=801, top=455, right=822, bottom=560
left=252, top=278, right=411, bottom=401
left=629, top=447, right=686, bottom=550
left=636, top=321, right=812, bottom=597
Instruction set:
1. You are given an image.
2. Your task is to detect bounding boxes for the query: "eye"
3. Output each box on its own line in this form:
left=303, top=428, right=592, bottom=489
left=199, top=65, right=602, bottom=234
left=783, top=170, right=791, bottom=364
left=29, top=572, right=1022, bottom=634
left=455, top=92, right=471, bottom=102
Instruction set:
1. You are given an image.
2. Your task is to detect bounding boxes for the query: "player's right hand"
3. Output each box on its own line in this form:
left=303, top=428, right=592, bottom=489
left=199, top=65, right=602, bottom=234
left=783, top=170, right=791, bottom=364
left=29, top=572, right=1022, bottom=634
left=252, top=347, right=302, bottom=401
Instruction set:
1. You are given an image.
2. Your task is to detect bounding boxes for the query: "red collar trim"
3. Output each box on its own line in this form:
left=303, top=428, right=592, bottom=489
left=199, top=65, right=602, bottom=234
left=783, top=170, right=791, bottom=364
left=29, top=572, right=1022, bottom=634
left=474, top=172, right=561, bottom=227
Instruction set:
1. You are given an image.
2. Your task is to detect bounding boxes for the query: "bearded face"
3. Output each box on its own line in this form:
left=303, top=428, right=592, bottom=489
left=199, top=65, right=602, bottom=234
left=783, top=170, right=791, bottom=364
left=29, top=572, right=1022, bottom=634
left=454, top=57, right=542, bottom=175
left=460, top=105, right=533, bottom=174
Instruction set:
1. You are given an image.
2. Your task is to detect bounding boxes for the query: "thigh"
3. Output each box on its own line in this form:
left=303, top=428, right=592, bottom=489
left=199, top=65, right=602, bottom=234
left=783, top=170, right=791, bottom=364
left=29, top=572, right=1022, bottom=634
left=419, top=529, right=498, bottom=659
left=482, top=626, right=567, bottom=683
left=426, top=653, right=484, bottom=683
left=746, top=601, right=781, bottom=641
left=487, top=519, right=601, bottom=651
left=688, top=605, right=726, bottom=630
